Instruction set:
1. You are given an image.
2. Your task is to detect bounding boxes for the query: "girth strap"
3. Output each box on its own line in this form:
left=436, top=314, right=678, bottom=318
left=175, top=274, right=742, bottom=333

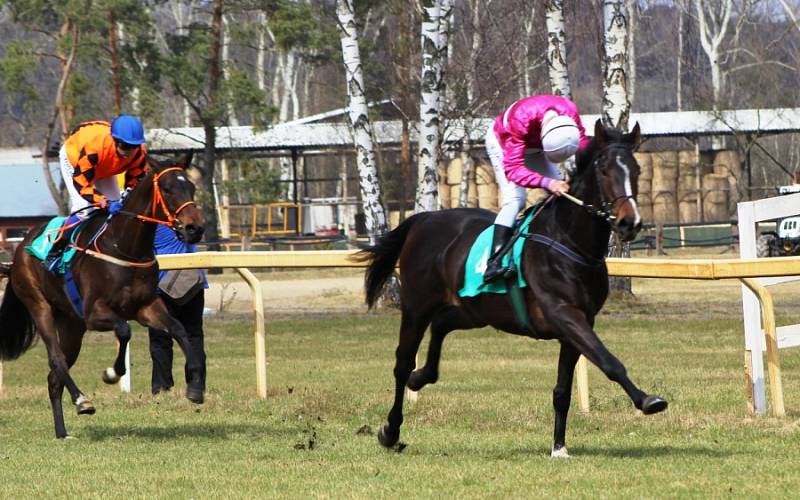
left=527, top=233, right=603, bottom=267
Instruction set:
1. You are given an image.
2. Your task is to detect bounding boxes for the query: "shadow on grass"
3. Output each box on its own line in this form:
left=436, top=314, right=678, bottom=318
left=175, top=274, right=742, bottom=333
left=81, top=422, right=295, bottom=442
left=569, top=444, right=731, bottom=459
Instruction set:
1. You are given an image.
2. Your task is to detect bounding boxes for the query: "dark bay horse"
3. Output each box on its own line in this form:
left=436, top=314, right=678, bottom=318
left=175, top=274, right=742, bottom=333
left=0, top=154, right=205, bottom=438
left=355, top=120, right=667, bottom=457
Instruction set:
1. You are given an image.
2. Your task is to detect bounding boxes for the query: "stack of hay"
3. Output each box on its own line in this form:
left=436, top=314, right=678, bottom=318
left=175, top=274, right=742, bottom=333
left=713, top=150, right=741, bottom=217
left=651, top=151, right=679, bottom=224
left=702, top=172, right=730, bottom=222
left=677, top=150, right=701, bottom=223
left=442, top=157, right=500, bottom=210
left=634, top=152, right=653, bottom=223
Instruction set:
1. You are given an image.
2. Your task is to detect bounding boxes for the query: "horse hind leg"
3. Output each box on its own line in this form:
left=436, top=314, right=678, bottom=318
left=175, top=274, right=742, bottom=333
left=102, top=320, right=131, bottom=384
left=379, top=308, right=430, bottom=449
left=406, top=306, right=471, bottom=392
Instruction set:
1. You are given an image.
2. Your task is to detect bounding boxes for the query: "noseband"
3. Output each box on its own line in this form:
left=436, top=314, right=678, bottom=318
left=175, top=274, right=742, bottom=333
left=565, top=145, right=637, bottom=225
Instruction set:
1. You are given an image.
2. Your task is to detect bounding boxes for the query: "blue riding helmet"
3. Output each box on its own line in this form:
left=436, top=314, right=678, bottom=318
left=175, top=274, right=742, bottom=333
left=110, top=115, right=146, bottom=145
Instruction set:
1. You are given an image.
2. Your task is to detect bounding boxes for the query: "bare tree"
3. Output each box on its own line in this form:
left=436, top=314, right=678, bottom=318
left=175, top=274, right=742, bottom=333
left=337, top=0, right=388, bottom=242
left=415, top=0, right=452, bottom=213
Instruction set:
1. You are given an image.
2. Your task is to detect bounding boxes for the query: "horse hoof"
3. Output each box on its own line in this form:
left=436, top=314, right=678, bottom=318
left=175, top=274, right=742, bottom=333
left=406, top=371, right=425, bottom=391
left=76, top=400, right=96, bottom=415
left=186, top=387, right=205, bottom=404
left=551, top=446, right=570, bottom=459
left=102, top=367, right=120, bottom=384
left=641, top=395, right=668, bottom=415
left=377, top=425, right=399, bottom=448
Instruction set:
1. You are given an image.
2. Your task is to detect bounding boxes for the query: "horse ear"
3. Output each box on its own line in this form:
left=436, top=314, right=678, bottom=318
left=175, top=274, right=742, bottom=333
left=177, top=152, right=194, bottom=169
left=626, top=122, right=642, bottom=150
left=593, top=119, right=608, bottom=145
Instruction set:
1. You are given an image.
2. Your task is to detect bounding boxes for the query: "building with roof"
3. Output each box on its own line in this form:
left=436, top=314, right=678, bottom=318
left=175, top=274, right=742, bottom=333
left=0, top=149, right=62, bottom=256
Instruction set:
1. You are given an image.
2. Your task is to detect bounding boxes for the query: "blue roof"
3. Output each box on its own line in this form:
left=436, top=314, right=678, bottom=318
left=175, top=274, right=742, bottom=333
left=0, top=149, right=62, bottom=218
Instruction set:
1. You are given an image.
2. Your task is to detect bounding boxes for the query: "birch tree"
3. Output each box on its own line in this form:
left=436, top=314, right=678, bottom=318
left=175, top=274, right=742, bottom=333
left=415, top=0, right=452, bottom=213
left=545, top=0, right=571, bottom=97
left=694, top=0, right=733, bottom=113
left=336, top=0, right=388, bottom=242
left=601, top=0, right=631, bottom=131
left=601, top=0, right=632, bottom=294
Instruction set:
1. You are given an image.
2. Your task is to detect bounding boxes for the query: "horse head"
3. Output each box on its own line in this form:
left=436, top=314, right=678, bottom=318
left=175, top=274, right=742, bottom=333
left=144, top=153, right=205, bottom=243
left=574, top=120, right=643, bottom=242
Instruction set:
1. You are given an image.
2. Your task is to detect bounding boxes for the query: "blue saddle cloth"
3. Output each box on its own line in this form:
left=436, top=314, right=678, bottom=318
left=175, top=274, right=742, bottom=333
left=25, top=217, right=79, bottom=274
left=458, top=213, right=534, bottom=298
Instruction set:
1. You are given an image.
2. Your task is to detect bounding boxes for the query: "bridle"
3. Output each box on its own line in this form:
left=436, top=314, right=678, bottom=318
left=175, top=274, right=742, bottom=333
left=125, top=166, right=196, bottom=228
left=70, top=166, right=196, bottom=268
left=562, top=144, right=637, bottom=225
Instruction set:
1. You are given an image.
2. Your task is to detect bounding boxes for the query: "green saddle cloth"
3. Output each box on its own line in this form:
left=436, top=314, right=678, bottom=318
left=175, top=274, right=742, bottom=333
left=458, top=213, right=534, bottom=298
left=25, top=217, right=79, bottom=273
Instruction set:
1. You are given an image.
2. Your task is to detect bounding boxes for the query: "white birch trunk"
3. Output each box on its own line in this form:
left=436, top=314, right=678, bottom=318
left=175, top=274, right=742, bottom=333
left=694, top=0, right=733, bottom=149
left=602, top=0, right=632, bottom=294
left=601, top=0, right=631, bottom=130
left=677, top=6, right=684, bottom=111
left=169, top=0, right=196, bottom=126
left=415, top=0, right=444, bottom=213
left=520, top=4, right=536, bottom=97
left=625, top=0, right=637, bottom=107
left=257, top=12, right=267, bottom=93
left=545, top=0, right=571, bottom=97
left=337, top=0, right=388, bottom=241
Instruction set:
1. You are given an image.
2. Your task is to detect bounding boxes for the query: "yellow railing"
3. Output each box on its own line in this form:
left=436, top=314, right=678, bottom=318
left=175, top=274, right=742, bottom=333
left=1, top=251, right=794, bottom=417
left=222, top=203, right=303, bottom=237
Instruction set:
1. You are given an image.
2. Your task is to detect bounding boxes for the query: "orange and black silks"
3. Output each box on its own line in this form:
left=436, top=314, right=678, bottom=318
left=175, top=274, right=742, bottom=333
left=64, top=121, right=148, bottom=204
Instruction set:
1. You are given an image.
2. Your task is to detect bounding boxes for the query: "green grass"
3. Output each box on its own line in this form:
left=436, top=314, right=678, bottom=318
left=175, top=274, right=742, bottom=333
left=2, top=283, right=800, bottom=498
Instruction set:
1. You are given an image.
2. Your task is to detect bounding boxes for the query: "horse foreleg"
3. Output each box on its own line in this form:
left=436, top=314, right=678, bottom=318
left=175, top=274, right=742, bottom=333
left=137, top=299, right=204, bottom=404
left=551, top=341, right=580, bottom=458
left=407, top=307, right=469, bottom=392
left=102, top=321, right=131, bottom=384
left=379, top=308, right=430, bottom=449
left=560, top=307, right=667, bottom=415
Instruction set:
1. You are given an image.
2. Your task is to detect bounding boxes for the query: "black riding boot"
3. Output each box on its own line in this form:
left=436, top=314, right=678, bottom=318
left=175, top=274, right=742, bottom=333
left=43, top=236, right=69, bottom=272
left=483, top=224, right=514, bottom=282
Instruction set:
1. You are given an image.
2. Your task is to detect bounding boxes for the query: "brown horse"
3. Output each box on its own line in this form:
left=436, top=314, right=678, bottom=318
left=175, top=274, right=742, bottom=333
left=0, top=154, right=205, bottom=438
left=355, top=120, right=667, bottom=457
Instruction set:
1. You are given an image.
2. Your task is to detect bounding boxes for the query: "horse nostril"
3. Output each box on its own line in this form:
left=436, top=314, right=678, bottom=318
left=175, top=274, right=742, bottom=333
left=186, top=224, right=204, bottom=237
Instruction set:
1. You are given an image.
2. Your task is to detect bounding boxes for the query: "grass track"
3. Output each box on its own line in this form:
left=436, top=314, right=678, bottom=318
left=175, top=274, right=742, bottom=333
left=2, top=279, right=800, bottom=498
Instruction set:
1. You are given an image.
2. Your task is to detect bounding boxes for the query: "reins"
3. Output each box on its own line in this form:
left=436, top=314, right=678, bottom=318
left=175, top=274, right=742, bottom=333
left=68, top=166, right=194, bottom=268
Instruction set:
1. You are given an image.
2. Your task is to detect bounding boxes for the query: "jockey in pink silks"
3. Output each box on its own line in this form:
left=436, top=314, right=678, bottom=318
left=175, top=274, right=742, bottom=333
left=483, top=94, right=590, bottom=282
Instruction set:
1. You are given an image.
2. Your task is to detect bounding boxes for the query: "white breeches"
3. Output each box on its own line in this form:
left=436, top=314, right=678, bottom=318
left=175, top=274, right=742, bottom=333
left=59, top=145, right=121, bottom=218
left=484, top=128, right=563, bottom=228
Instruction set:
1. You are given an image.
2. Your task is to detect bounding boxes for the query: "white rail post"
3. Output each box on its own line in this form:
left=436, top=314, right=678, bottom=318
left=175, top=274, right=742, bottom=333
left=738, top=200, right=767, bottom=414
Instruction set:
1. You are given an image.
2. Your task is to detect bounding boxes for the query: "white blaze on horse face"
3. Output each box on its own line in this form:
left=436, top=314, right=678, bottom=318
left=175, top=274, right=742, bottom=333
left=615, top=155, right=641, bottom=225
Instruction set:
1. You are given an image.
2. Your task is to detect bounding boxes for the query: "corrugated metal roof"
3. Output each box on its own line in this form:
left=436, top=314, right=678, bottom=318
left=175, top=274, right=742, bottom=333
left=147, top=108, right=800, bottom=153
left=0, top=149, right=62, bottom=218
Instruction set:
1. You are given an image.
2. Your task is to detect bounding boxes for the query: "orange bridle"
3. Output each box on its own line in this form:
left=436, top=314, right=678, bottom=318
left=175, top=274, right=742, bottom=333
left=134, top=166, right=196, bottom=227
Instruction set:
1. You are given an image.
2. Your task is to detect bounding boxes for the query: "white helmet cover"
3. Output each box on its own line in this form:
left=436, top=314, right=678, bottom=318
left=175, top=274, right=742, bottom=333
left=541, top=113, right=580, bottom=163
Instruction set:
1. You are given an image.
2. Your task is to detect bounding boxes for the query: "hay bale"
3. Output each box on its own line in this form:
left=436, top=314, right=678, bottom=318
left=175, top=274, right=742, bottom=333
left=388, top=210, right=401, bottom=229
left=477, top=183, right=498, bottom=202
left=475, top=162, right=495, bottom=185
left=526, top=189, right=548, bottom=207
left=467, top=180, right=479, bottom=208
left=652, top=192, right=678, bottom=224
left=713, top=150, right=741, bottom=177
left=439, top=181, right=451, bottom=209
left=449, top=184, right=462, bottom=208
left=678, top=200, right=700, bottom=223
left=446, top=157, right=474, bottom=185
left=637, top=192, right=653, bottom=224
left=651, top=151, right=678, bottom=201
left=638, top=175, right=652, bottom=197
left=702, top=173, right=730, bottom=220
left=634, top=152, right=652, bottom=180
left=678, top=150, right=699, bottom=177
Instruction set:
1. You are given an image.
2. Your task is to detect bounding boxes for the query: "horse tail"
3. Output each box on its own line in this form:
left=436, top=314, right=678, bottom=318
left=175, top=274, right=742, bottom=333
left=0, top=276, right=37, bottom=361
left=350, top=213, right=426, bottom=309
